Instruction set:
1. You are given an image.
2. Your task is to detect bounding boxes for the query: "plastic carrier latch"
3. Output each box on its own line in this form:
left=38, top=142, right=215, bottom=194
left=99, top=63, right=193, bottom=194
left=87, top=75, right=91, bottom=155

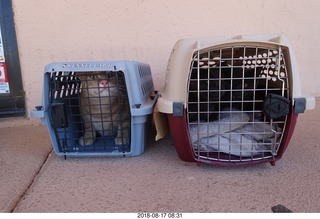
left=51, top=103, right=68, bottom=128
left=173, top=102, right=184, bottom=117
left=263, top=94, right=290, bottom=119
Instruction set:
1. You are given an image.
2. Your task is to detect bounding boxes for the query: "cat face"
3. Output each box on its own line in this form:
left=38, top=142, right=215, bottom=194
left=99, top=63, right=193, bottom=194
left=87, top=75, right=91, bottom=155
left=80, top=73, right=122, bottom=98
left=188, top=68, right=226, bottom=102
left=221, top=68, right=255, bottom=102
left=77, top=71, right=130, bottom=146
left=188, top=65, right=258, bottom=122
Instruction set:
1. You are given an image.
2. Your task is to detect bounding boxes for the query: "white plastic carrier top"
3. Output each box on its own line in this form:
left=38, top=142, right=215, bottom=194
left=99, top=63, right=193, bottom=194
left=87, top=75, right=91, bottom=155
left=157, top=33, right=315, bottom=114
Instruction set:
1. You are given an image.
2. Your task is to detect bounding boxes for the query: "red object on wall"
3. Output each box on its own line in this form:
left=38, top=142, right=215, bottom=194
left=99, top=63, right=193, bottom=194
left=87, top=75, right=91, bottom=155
left=0, top=62, right=8, bottom=83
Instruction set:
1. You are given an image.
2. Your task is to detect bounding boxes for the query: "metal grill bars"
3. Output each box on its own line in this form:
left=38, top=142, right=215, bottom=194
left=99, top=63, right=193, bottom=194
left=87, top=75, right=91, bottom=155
left=49, top=71, right=131, bottom=153
left=187, top=45, right=289, bottom=162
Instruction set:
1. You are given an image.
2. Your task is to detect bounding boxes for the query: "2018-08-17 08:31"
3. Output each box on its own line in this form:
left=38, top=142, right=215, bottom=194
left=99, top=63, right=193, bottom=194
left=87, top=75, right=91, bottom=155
left=137, top=213, right=183, bottom=218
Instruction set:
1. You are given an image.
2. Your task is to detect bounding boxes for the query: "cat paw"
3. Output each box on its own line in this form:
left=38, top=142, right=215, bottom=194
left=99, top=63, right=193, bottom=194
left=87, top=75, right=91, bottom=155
left=115, top=136, right=130, bottom=145
left=79, top=137, right=95, bottom=146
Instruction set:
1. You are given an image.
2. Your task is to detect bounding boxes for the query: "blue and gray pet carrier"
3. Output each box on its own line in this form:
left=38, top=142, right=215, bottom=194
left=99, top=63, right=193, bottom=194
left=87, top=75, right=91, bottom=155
left=32, top=61, right=157, bottom=157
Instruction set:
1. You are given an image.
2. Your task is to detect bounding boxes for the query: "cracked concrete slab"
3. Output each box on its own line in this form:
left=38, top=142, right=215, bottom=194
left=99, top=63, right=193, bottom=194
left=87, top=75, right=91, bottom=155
left=0, top=118, right=52, bottom=212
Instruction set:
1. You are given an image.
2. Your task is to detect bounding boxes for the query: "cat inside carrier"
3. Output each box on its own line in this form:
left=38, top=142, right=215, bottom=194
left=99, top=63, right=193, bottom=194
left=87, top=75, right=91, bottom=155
left=32, top=61, right=157, bottom=157
left=157, top=34, right=314, bottom=166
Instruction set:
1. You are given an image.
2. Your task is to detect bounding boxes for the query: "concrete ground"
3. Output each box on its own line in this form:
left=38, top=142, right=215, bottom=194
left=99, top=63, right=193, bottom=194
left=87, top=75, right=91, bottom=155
left=0, top=99, right=319, bottom=213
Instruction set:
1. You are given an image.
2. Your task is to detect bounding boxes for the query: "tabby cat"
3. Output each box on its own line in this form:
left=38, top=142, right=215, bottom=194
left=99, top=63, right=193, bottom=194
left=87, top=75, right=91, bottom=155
left=77, top=72, right=130, bottom=146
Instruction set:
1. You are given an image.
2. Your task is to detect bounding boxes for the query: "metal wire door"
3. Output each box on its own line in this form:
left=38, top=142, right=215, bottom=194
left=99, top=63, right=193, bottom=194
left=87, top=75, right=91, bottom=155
left=49, top=71, right=131, bottom=154
left=187, top=45, right=290, bottom=163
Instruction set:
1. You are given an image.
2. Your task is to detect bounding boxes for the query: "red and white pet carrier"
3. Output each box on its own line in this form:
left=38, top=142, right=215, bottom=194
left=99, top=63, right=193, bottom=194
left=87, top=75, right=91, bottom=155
left=157, top=34, right=314, bottom=166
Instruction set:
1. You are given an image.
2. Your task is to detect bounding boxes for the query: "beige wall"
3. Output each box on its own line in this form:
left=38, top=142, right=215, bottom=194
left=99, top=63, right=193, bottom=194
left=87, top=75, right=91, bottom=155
left=12, top=0, right=320, bottom=115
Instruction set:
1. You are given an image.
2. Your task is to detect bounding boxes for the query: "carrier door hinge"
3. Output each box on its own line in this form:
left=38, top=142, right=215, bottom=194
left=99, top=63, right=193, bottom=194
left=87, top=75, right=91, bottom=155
left=293, top=97, right=306, bottom=114
left=172, top=102, right=184, bottom=117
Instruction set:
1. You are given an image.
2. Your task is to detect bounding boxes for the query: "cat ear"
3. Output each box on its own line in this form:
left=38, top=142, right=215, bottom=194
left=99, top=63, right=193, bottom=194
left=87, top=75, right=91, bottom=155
left=75, top=72, right=87, bottom=81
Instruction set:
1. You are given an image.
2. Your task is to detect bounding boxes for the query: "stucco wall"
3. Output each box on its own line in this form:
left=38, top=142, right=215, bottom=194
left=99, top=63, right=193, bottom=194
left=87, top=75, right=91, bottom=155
left=12, top=0, right=320, bottom=115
